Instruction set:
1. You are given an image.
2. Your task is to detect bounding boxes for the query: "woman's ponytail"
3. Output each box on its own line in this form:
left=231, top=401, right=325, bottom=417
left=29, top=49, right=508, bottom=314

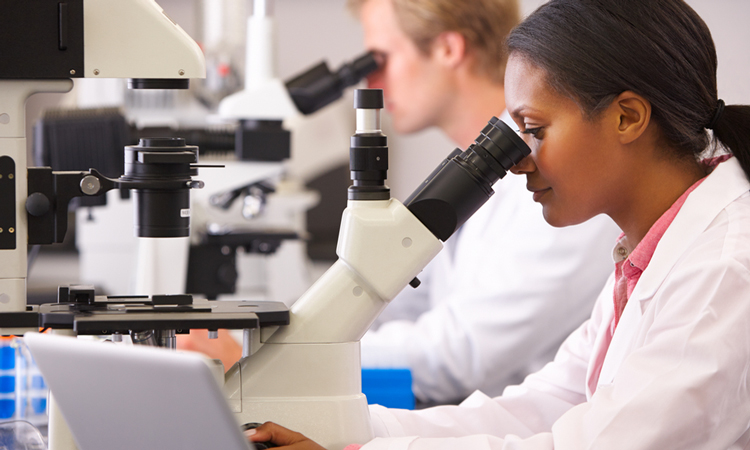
left=712, top=104, right=750, bottom=180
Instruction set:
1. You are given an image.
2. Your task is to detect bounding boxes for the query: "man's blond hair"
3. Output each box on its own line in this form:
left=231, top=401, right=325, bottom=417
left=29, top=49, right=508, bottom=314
left=348, top=0, right=520, bottom=83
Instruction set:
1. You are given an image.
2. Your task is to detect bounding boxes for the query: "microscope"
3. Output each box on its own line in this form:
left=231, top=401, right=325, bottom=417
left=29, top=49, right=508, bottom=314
left=0, top=0, right=207, bottom=325
left=65, top=0, right=381, bottom=302
left=224, top=89, right=531, bottom=449
left=1, top=1, right=287, bottom=449
left=2, top=2, right=531, bottom=450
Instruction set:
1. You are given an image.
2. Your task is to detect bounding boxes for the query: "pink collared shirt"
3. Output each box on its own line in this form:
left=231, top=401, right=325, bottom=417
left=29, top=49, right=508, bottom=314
left=588, top=155, right=730, bottom=394
left=612, top=155, right=731, bottom=325
left=611, top=183, right=700, bottom=325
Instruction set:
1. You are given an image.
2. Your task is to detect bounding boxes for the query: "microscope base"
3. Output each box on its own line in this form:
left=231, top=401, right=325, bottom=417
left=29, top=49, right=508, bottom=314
left=227, top=341, right=374, bottom=450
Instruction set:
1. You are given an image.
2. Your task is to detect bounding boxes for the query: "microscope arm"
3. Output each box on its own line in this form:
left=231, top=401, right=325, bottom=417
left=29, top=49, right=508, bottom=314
left=265, top=115, right=527, bottom=346
left=0, top=80, right=75, bottom=318
left=266, top=197, right=442, bottom=344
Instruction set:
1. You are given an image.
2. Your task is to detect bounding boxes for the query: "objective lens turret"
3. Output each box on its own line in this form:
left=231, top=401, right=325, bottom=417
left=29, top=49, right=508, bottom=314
left=120, top=137, right=199, bottom=238
left=405, top=118, right=531, bottom=241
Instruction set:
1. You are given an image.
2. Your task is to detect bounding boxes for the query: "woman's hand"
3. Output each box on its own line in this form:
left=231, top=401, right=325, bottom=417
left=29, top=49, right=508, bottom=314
left=245, top=421, right=327, bottom=450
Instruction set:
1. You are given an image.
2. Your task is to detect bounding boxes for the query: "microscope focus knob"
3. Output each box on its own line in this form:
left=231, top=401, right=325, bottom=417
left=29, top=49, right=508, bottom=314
left=26, top=192, right=51, bottom=217
left=217, top=263, right=238, bottom=286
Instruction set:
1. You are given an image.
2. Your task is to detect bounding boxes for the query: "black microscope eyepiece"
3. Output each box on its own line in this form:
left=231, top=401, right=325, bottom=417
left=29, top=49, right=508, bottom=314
left=405, top=117, right=531, bottom=241
left=348, top=89, right=389, bottom=201
left=285, top=52, right=381, bottom=115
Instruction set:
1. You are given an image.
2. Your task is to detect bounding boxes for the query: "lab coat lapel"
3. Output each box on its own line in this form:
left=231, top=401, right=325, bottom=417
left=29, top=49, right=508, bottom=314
left=596, top=158, right=750, bottom=386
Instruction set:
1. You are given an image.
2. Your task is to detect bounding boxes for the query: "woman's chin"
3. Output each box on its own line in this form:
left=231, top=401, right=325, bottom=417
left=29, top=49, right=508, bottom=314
left=542, top=207, right=588, bottom=228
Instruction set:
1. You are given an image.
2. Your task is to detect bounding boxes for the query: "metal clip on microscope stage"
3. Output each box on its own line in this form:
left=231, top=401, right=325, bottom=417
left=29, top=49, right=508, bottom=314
left=223, top=88, right=531, bottom=450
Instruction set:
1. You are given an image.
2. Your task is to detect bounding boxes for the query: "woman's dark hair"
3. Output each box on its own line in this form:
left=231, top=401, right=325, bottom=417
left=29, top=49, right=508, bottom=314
left=506, top=0, right=750, bottom=178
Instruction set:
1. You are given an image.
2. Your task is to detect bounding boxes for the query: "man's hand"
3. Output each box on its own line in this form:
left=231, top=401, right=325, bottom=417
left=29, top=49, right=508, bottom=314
left=175, top=329, right=243, bottom=371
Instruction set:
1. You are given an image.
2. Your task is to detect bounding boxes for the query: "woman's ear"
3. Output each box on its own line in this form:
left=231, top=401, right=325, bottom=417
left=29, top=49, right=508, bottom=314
left=613, top=91, right=651, bottom=145
left=430, top=31, right=467, bottom=69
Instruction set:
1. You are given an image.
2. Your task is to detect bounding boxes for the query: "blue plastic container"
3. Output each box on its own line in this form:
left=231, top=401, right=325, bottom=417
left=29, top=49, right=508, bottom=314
left=361, top=368, right=415, bottom=410
left=0, top=337, right=49, bottom=426
left=0, top=339, right=15, bottom=419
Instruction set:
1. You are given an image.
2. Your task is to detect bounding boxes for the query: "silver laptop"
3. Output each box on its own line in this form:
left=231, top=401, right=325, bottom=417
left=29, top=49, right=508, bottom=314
left=23, top=332, right=252, bottom=450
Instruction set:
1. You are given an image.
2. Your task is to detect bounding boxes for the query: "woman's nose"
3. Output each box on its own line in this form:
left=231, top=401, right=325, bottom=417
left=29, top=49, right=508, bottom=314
left=509, top=155, right=536, bottom=175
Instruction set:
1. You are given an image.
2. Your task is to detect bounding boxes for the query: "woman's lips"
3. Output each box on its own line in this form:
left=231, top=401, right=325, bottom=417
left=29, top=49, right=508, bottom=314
left=529, top=187, right=551, bottom=202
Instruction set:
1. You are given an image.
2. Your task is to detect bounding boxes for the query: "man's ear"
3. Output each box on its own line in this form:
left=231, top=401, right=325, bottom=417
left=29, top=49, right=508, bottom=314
left=430, top=31, right=467, bottom=69
left=613, top=91, right=652, bottom=145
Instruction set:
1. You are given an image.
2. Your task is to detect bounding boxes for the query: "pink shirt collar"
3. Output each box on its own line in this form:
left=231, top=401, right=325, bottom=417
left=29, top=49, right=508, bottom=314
left=611, top=155, right=731, bottom=324
left=587, top=155, right=731, bottom=394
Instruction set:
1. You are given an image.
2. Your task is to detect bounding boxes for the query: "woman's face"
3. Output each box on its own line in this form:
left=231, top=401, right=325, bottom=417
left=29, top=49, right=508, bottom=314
left=505, top=54, right=630, bottom=227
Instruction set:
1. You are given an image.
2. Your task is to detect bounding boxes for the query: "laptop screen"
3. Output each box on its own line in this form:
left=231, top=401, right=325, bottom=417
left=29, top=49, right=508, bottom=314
left=24, top=332, right=253, bottom=450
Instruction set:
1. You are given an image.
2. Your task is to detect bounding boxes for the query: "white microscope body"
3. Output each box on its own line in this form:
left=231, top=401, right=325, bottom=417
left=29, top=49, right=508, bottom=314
left=2, top=3, right=529, bottom=449
left=225, top=198, right=443, bottom=448
left=225, top=90, right=531, bottom=449
left=224, top=103, right=443, bottom=446
left=0, top=0, right=205, bottom=321
left=1, top=1, right=206, bottom=449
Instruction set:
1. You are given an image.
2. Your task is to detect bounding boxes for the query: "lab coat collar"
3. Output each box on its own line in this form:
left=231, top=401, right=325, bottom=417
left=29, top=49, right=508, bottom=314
left=596, top=157, right=750, bottom=387
left=630, top=157, right=749, bottom=304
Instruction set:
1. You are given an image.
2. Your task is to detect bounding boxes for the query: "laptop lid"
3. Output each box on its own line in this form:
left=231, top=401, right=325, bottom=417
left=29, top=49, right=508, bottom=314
left=23, top=332, right=252, bottom=450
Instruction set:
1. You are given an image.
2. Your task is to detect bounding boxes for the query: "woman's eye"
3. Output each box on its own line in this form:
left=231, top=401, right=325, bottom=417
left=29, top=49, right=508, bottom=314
left=521, top=127, right=544, bottom=139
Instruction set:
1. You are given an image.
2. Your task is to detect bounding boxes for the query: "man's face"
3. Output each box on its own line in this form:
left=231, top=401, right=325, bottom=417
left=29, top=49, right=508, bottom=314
left=360, top=0, right=452, bottom=134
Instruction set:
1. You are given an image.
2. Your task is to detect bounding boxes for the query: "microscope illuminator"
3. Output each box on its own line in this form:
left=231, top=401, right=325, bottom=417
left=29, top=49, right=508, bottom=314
left=0, top=0, right=205, bottom=84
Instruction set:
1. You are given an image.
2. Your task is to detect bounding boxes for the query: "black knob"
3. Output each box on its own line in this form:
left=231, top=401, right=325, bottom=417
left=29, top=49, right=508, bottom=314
left=217, top=264, right=238, bottom=286
left=26, top=192, right=51, bottom=217
left=409, top=277, right=421, bottom=289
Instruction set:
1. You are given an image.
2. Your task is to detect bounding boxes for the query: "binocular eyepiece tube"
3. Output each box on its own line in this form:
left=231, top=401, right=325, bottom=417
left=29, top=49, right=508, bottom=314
left=286, top=51, right=381, bottom=116
left=345, top=88, right=531, bottom=242
left=405, top=117, right=531, bottom=241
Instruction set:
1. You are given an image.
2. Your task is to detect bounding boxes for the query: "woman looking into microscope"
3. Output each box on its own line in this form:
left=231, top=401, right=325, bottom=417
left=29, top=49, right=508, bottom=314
left=247, top=0, right=750, bottom=447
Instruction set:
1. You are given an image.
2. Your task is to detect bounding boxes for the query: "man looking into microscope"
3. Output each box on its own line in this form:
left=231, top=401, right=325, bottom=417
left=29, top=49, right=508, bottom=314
left=179, top=0, right=620, bottom=406
left=352, top=0, right=621, bottom=404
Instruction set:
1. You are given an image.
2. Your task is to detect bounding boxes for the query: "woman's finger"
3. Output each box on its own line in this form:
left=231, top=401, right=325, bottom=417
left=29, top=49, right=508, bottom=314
left=246, top=421, right=309, bottom=447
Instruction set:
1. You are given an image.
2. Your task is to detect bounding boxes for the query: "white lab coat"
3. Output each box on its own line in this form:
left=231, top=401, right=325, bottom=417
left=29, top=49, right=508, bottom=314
left=364, top=157, right=750, bottom=449
left=362, top=113, right=621, bottom=402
